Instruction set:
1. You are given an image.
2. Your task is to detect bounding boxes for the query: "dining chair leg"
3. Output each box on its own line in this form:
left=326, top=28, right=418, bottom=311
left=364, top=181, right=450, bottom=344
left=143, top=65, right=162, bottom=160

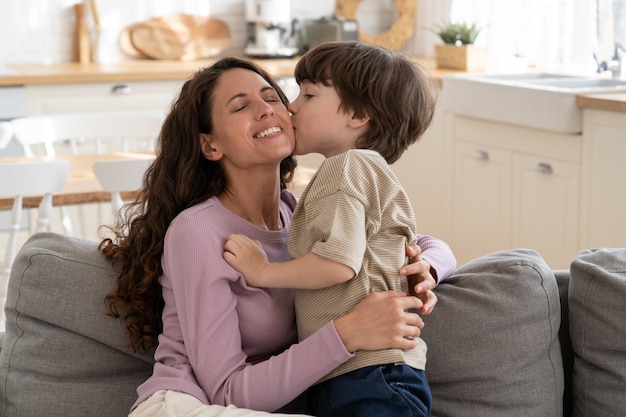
left=34, top=194, right=54, bottom=233
left=59, top=206, right=73, bottom=236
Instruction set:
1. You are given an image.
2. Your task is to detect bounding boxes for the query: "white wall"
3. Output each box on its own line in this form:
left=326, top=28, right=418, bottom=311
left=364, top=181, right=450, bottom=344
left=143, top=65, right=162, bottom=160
left=0, top=0, right=449, bottom=65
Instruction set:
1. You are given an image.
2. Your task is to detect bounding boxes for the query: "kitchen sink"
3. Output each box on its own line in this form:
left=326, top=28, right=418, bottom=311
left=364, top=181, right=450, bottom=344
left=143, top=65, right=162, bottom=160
left=441, top=72, right=626, bottom=133
left=475, top=73, right=580, bottom=81
left=511, top=77, right=626, bottom=90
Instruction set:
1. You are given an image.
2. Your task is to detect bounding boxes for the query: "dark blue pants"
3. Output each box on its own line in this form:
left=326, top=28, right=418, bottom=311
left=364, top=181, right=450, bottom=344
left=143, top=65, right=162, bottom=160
left=306, top=364, right=432, bottom=417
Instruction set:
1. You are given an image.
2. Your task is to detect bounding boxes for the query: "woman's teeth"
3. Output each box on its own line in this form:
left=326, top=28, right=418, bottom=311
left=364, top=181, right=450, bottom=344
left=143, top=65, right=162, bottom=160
left=255, top=127, right=281, bottom=138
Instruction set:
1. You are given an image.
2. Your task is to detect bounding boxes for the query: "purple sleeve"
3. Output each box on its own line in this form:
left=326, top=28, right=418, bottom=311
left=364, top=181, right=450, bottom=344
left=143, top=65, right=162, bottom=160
left=415, top=234, right=457, bottom=283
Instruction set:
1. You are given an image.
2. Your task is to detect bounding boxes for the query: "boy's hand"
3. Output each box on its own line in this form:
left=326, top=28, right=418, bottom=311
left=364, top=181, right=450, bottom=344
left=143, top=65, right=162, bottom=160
left=223, top=234, right=269, bottom=287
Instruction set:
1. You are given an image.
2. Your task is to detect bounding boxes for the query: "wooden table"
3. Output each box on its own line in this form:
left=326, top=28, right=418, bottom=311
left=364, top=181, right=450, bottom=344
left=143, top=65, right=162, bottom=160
left=0, top=152, right=155, bottom=210
left=0, top=153, right=316, bottom=210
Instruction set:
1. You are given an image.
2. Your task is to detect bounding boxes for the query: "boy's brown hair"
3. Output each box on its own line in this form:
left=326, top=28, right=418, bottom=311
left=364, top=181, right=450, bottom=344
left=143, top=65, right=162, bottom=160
left=294, top=41, right=437, bottom=164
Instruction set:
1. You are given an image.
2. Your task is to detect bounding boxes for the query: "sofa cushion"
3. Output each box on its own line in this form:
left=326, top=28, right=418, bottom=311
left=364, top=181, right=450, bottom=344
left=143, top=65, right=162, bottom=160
left=0, top=232, right=154, bottom=417
left=422, top=249, right=563, bottom=417
left=569, top=248, right=626, bottom=417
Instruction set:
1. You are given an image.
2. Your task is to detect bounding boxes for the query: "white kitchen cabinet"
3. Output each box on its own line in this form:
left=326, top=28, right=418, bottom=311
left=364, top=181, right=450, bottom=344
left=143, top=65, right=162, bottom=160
left=511, top=152, right=580, bottom=267
left=25, top=80, right=183, bottom=116
left=452, top=139, right=513, bottom=260
left=580, top=109, right=626, bottom=248
left=447, top=115, right=582, bottom=269
left=391, top=102, right=453, bottom=240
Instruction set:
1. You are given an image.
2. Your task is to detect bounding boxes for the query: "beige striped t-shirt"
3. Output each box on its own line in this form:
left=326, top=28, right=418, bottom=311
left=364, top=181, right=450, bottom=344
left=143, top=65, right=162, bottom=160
left=289, top=149, right=426, bottom=383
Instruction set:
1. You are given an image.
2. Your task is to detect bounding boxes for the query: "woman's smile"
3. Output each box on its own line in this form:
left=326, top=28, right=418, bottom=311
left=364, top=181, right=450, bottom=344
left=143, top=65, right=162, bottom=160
left=254, top=125, right=283, bottom=138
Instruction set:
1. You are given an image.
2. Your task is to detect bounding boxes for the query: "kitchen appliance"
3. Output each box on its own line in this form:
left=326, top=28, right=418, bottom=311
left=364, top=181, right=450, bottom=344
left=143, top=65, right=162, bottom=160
left=244, top=0, right=299, bottom=58
left=300, top=16, right=359, bottom=51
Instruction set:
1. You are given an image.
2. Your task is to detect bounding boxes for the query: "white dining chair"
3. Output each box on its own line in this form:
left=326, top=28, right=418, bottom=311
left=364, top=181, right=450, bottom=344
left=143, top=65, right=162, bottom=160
left=8, top=111, right=162, bottom=237
left=0, top=159, right=70, bottom=328
left=0, top=121, right=13, bottom=150
left=92, top=157, right=155, bottom=227
left=9, top=111, right=163, bottom=157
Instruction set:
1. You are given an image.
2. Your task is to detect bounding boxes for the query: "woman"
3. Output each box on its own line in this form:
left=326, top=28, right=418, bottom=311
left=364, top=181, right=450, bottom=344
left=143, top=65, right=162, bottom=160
left=100, top=57, right=456, bottom=416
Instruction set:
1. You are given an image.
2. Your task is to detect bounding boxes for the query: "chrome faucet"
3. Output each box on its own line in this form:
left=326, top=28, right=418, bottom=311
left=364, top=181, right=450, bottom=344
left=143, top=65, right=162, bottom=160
left=594, top=44, right=623, bottom=78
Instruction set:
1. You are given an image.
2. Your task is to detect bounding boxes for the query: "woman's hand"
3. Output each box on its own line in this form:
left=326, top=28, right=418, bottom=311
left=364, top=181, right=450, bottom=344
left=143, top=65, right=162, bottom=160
left=334, top=291, right=425, bottom=353
left=400, top=244, right=438, bottom=315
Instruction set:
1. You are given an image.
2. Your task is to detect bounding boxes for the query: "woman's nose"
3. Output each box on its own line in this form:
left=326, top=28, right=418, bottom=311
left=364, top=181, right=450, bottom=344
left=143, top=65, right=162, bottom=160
left=257, top=100, right=274, bottom=119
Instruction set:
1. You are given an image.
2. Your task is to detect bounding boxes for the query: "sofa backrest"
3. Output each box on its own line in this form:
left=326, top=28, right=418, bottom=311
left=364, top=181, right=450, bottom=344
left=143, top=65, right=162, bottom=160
left=0, top=232, right=154, bottom=417
left=421, top=248, right=565, bottom=417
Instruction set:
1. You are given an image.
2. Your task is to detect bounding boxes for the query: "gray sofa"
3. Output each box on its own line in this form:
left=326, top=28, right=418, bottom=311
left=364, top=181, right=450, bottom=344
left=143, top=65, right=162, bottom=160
left=0, top=232, right=625, bottom=417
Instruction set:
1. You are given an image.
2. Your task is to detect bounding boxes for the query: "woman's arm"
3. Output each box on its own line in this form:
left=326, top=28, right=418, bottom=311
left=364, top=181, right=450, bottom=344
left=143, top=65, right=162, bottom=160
left=411, top=234, right=457, bottom=283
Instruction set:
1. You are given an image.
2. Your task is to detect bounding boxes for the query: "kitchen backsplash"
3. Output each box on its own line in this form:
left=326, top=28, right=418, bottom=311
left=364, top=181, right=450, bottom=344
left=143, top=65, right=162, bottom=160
left=0, top=0, right=449, bottom=64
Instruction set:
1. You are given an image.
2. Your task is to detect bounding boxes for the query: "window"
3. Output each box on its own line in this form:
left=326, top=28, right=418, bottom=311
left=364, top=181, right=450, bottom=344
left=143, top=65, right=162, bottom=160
left=442, top=0, right=624, bottom=73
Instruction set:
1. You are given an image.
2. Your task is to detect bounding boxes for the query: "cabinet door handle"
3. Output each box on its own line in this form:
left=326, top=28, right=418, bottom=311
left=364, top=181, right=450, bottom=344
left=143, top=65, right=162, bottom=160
left=474, top=150, right=489, bottom=161
left=535, top=162, right=553, bottom=174
left=111, top=84, right=132, bottom=95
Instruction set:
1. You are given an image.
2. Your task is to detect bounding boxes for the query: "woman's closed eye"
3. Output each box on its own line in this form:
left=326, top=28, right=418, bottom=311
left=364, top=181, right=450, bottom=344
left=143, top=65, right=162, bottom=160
left=263, top=94, right=281, bottom=103
left=232, top=96, right=280, bottom=112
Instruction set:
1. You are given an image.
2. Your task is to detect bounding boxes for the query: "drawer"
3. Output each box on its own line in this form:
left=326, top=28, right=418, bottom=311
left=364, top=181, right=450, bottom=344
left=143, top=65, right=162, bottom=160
left=25, top=80, right=184, bottom=116
left=450, top=114, right=582, bottom=163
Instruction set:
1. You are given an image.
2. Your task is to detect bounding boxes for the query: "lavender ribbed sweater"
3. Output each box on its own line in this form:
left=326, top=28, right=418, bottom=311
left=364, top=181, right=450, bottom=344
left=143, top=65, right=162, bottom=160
left=133, top=190, right=456, bottom=413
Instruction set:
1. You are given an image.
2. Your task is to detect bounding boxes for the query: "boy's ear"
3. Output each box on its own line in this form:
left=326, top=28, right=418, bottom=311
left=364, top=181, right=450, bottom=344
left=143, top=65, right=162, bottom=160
left=200, top=133, right=223, bottom=161
left=348, top=112, right=370, bottom=129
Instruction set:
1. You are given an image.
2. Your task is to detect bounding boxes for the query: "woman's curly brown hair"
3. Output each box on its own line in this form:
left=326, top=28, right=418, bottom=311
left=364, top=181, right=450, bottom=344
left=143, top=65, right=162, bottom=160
left=100, top=57, right=297, bottom=353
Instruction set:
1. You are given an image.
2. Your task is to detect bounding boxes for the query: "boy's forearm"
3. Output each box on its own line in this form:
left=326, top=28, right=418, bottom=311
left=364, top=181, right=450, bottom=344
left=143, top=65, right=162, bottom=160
left=258, top=252, right=355, bottom=289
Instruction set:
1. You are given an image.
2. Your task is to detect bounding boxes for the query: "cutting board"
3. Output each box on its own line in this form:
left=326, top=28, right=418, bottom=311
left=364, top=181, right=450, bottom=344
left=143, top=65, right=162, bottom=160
left=120, top=14, right=230, bottom=60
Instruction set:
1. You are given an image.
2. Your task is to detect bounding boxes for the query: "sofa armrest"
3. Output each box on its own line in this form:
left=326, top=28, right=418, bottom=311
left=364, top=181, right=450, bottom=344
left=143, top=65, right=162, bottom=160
left=569, top=248, right=626, bottom=416
left=0, top=232, right=154, bottom=417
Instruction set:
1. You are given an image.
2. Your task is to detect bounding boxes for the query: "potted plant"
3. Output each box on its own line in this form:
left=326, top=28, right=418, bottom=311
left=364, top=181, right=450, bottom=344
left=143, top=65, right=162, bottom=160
left=434, top=21, right=486, bottom=71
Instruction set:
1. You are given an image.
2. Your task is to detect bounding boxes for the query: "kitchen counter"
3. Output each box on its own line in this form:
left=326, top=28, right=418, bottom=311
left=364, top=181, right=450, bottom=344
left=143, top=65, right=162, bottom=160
left=576, top=92, right=626, bottom=114
left=0, top=58, right=301, bottom=86
left=0, top=57, right=449, bottom=86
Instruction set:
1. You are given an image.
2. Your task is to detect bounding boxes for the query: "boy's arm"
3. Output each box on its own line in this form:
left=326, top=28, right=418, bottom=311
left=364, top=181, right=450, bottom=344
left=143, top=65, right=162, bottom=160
left=260, top=252, right=355, bottom=289
left=223, top=233, right=355, bottom=289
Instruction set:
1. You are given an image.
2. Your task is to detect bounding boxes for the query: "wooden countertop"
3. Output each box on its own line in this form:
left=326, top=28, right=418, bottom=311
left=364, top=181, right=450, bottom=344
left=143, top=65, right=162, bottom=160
left=0, top=58, right=302, bottom=86
left=0, top=56, right=452, bottom=87
left=576, top=92, right=626, bottom=114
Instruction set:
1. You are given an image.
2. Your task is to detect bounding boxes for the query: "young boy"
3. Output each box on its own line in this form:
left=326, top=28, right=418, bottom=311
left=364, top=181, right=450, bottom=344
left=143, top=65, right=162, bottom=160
left=224, top=41, right=438, bottom=416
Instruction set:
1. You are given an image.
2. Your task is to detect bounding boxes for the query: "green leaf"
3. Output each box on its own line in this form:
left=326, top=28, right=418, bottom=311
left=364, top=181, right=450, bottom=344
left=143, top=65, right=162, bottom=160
left=434, top=21, right=483, bottom=45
